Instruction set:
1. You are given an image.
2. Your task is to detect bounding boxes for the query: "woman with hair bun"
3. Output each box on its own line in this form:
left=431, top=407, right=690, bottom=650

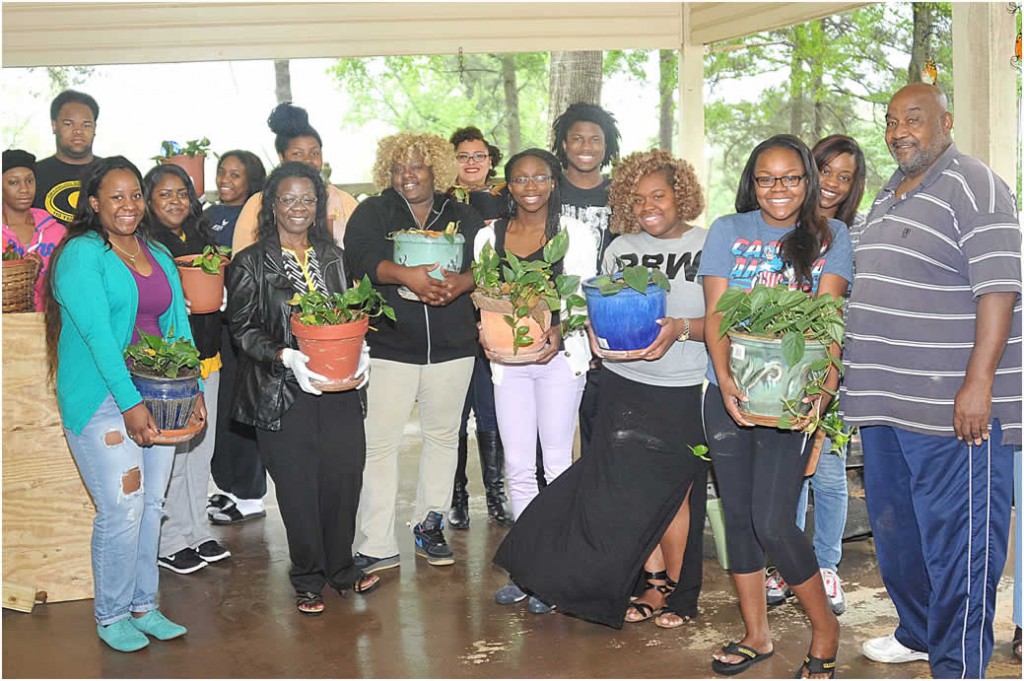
left=231, top=102, right=358, bottom=254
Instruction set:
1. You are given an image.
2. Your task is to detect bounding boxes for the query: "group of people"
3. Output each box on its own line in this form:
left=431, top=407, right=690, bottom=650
left=3, top=82, right=1019, bottom=679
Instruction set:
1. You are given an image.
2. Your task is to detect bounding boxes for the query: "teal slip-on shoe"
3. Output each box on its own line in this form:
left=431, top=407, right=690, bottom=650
left=128, top=610, right=187, bottom=641
left=97, top=619, right=150, bottom=652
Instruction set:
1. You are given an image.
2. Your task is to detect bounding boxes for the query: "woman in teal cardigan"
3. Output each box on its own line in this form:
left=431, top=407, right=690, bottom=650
left=44, top=156, right=206, bottom=653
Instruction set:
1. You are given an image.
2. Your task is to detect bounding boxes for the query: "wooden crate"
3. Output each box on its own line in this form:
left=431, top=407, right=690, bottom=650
left=2, top=312, right=94, bottom=602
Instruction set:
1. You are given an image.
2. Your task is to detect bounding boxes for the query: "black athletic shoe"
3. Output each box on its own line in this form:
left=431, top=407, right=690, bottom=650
left=158, top=548, right=208, bottom=574
left=413, top=512, right=454, bottom=566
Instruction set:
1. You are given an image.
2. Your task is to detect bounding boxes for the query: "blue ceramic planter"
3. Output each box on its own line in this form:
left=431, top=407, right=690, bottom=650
left=131, top=371, right=201, bottom=431
left=392, top=232, right=465, bottom=280
left=584, top=277, right=666, bottom=351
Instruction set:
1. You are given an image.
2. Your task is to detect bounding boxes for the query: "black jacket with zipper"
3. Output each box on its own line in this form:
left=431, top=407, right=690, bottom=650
left=343, top=188, right=482, bottom=365
left=226, top=235, right=352, bottom=431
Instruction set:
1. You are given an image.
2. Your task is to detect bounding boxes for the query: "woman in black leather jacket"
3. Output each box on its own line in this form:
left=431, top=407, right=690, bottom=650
left=227, top=162, right=380, bottom=615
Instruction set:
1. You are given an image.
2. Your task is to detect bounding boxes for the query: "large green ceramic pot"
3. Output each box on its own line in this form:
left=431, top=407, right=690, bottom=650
left=727, top=331, right=828, bottom=423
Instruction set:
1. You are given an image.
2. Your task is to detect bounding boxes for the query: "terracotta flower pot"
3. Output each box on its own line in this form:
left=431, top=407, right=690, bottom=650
left=175, top=255, right=227, bottom=314
left=160, top=153, right=206, bottom=196
left=472, top=291, right=552, bottom=362
left=290, top=314, right=369, bottom=387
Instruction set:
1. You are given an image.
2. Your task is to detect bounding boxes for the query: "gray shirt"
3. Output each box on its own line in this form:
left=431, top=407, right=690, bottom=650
left=841, top=143, right=1022, bottom=445
left=601, top=228, right=708, bottom=387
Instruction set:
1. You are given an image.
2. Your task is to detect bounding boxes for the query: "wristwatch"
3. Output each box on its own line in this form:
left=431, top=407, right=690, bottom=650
left=676, top=318, right=691, bottom=343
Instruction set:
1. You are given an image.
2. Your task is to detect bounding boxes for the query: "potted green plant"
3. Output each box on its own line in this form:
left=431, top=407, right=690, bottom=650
left=155, top=137, right=212, bottom=196
left=289, top=275, right=395, bottom=390
left=470, top=229, right=586, bottom=361
left=174, top=245, right=230, bottom=314
left=390, top=221, right=465, bottom=301
left=714, top=283, right=844, bottom=427
left=584, top=263, right=670, bottom=356
left=124, top=329, right=202, bottom=441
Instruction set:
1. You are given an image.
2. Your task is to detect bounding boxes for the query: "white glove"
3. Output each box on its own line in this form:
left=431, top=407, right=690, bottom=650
left=355, top=342, right=371, bottom=389
left=280, top=348, right=327, bottom=395
left=219, top=286, right=228, bottom=312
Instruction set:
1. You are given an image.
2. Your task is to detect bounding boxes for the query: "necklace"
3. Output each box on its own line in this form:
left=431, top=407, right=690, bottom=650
left=111, top=236, right=141, bottom=264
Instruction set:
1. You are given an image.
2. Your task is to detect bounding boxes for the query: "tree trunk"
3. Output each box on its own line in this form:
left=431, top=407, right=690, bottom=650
left=788, top=50, right=804, bottom=137
left=546, top=51, right=603, bottom=146
left=658, top=50, right=676, bottom=151
left=274, top=59, right=293, bottom=103
left=907, top=2, right=934, bottom=84
left=500, top=55, right=522, bottom=155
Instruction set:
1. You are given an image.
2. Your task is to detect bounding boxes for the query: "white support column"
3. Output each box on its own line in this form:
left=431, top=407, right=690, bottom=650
left=951, top=2, right=1018, bottom=186
left=678, top=2, right=707, bottom=223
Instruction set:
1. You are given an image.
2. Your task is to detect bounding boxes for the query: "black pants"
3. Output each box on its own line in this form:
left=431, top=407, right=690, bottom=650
left=211, top=324, right=266, bottom=499
left=577, top=363, right=604, bottom=459
left=256, top=389, right=365, bottom=594
left=703, top=383, right=817, bottom=585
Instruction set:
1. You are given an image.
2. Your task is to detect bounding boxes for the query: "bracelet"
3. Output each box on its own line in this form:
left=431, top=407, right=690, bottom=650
left=676, top=318, right=691, bottom=343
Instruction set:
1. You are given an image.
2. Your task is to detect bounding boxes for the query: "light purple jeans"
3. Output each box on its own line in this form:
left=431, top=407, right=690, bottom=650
left=493, top=353, right=585, bottom=519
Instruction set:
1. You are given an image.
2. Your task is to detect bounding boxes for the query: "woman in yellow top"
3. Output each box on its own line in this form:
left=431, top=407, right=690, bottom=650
left=231, top=102, right=358, bottom=255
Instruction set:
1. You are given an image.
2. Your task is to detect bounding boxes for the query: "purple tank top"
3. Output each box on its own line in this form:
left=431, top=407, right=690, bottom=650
left=129, top=241, right=172, bottom=344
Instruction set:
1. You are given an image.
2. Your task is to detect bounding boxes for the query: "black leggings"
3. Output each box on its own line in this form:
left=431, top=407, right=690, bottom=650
left=703, top=383, right=818, bottom=585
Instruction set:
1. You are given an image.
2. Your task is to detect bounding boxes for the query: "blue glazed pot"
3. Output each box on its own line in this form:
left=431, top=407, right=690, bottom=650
left=131, top=371, right=201, bottom=431
left=584, top=276, right=666, bottom=351
left=392, top=231, right=465, bottom=280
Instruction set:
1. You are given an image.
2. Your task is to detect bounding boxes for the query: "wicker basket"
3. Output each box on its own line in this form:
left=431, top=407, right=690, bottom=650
left=2, top=258, right=41, bottom=313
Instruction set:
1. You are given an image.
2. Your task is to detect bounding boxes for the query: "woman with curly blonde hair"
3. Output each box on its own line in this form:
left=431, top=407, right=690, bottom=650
left=344, top=132, right=483, bottom=574
left=494, top=150, right=710, bottom=630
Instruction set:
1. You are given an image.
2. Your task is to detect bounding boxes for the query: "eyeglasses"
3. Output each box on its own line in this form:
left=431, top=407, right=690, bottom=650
left=508, top=175, right=552, bottom=186
left=276, top=196, right=318, bottom=207
left=456, top=152, right=490, bottom=164
left=754, top=174, right=806, bottom=189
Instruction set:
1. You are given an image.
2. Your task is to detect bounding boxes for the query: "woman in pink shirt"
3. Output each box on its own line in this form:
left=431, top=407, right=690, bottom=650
left=2, top=149, right=66, bottom=311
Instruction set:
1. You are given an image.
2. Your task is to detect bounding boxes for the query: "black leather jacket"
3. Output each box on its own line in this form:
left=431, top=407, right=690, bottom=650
left=226, top=236, right=348, bottom=431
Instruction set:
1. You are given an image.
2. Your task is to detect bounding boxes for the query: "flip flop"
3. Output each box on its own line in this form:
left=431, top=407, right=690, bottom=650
left=208, top=501, right=266, bottom=525
left=711, top=641, right=774, bottom=676
left=794, top=653, right=836, bottom=679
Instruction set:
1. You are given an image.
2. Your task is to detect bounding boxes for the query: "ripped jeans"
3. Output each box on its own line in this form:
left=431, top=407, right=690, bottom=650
left=65, top=395, right=175, bottom=625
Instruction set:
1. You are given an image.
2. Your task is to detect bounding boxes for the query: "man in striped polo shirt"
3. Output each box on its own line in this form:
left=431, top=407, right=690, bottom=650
left=842, top=83, right=1021, bottom=678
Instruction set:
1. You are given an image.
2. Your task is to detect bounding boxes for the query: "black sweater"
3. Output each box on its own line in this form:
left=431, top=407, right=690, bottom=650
left=343, top=188, right=482, bottom=364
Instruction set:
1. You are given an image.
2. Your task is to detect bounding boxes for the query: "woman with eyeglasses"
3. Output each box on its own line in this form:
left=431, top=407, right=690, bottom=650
left=698, top=134, right=852, bottom=678
left=484, top=149, right=595, bottom=614
left=142, top=163, right=230, bottom=576
left=344, top=133, right=483, bottom=574
left=445, top=127, right=512, bottom=529
left=231, top=102, right=358, bottom=255
left=227, top=162, right=380, bottom=615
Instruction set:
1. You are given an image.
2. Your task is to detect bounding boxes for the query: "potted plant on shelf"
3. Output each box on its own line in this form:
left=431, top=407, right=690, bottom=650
left=390, top=220, right=464, bottom=301
left=1, top=244, right=40, bottom=313
left=155, top=137, right=212, bottom=196
left=289, top=275, right=395, bottom=391
left=584, top=263, right=671, bottom=357
left=124, top=329, right=203, bottom=443
left=174, top=245, right=230, bottom=314
left=470, top=229, right=586, bottom=362
left=715, top=283, right=845, bottom=428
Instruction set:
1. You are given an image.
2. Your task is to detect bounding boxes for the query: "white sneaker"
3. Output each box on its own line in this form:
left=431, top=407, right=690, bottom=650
left=862, top=633, right=928, bottom=663
left=820, top=567, right=846, bottom=615
left=765, top=568, right=792, bottom=606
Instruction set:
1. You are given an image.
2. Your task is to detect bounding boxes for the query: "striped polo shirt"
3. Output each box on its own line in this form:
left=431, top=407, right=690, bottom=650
left=841, top=143, right=1022, bottom=445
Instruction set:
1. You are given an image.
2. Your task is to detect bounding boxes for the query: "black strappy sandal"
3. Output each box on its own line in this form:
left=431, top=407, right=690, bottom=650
left=625, top=570, right=676, bottom=623
left=295, top=591, right=324, bottom=615
left=336, top=572, right=381, bottom=597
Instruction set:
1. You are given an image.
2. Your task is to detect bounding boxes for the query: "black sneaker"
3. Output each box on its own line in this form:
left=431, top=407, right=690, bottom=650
left=194, top=540, right=231, bottom=563
left=158, top=548, right=208, bottom=574
left=413, top=511, right=454, bottom=566
left=353, top=552, right=400, bottom=574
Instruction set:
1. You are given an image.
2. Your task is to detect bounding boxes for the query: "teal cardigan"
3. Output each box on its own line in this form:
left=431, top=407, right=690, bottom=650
left=53, top=231, right=196, bottom=435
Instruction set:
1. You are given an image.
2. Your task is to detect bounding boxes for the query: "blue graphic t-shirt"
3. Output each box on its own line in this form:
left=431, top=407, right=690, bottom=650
left=697, top=210, right=853, bottom=384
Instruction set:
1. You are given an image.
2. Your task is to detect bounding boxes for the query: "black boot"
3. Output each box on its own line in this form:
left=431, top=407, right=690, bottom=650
left=478, top=430, right=513, bottom=526
left=449, top=434, right=470, bottom=529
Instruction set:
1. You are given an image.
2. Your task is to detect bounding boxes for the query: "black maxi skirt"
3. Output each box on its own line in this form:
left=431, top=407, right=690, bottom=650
left=493, top=370, right=708, bottom=628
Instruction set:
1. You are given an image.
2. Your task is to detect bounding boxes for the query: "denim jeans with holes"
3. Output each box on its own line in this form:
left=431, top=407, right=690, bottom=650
left=795, top=440, right=848, bottom=572
left=65, top=395, right=175, bottom=626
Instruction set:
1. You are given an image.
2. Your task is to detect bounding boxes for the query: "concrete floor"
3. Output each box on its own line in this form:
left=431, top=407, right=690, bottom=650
left=3, top=425, right=1021, bottom=679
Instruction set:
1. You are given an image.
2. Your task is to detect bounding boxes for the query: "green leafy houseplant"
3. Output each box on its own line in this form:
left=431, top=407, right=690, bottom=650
left=390, top=220, right=462, bottom=245
left=154, top=137, right=212, bottom=160
left=715, top=283, right=846, bottom=433
left=588, top=263, right=670, bottom=297
left=181, top=245, right=231, bottom=275
left=124, top=329, right=201, bottom=379
left=472, top=229, right=586, bottom=352
left=289, top=275, right=396, bottom=326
